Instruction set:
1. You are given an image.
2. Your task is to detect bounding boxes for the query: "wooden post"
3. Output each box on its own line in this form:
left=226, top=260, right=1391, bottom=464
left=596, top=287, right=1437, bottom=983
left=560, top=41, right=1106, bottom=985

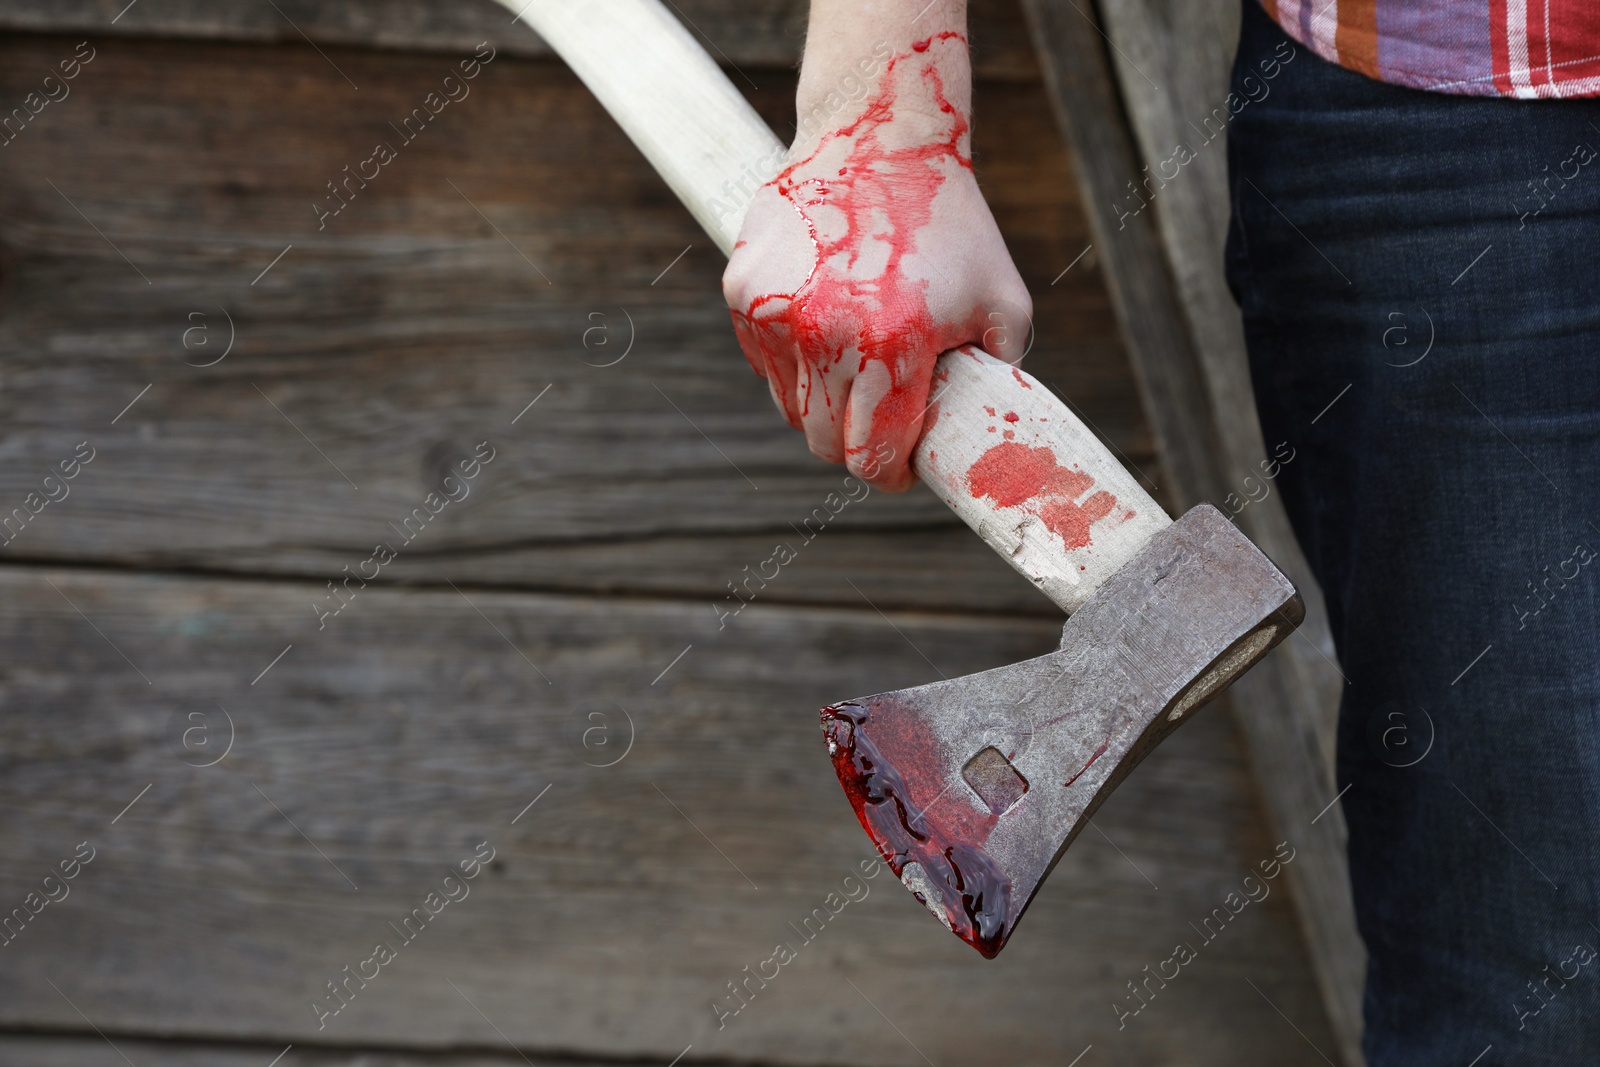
left=1018, top=0, right=1367, bottom=1062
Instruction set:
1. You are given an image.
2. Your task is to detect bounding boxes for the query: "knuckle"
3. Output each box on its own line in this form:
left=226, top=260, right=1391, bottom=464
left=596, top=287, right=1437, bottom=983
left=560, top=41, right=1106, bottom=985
left=720, top=261, right=752, bottom=307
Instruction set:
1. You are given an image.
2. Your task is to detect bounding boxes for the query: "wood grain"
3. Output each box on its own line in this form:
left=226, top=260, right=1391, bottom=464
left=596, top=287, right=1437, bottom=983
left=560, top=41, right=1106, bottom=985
left=0, top=34, right=1146, bottom=613
left=488, top=0, right=786, bottom=256
left=0, top=1043, right=633, bottom=1067
left=0, top=0, right=1039, bottom=79
left=0, top=1035, right=662, bottom=1067
left=0, top=565, right=1339, bottom=1066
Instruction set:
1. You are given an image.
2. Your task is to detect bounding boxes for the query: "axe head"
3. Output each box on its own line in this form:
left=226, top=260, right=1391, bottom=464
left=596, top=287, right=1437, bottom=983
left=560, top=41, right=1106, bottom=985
left=821, top=504, right=1302, bottom=958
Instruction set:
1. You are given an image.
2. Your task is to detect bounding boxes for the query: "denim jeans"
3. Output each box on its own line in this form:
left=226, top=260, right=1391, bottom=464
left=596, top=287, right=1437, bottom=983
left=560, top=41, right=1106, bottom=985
left=1226, top=3, right=1600, bottom=1063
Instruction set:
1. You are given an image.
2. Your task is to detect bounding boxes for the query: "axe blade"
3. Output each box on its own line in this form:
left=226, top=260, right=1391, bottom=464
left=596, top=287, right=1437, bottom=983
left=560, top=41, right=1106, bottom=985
left=821, top=504, right=1302, bottom=957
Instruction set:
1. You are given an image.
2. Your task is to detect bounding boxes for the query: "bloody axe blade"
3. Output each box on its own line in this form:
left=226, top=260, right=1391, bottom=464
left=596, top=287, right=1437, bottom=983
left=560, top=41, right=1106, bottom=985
left=822, top=505, right=1301, bottom=957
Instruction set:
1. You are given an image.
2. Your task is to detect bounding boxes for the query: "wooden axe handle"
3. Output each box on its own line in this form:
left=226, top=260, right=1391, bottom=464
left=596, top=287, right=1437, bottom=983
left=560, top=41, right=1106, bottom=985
left=496, top=0, right=1172, bottom=613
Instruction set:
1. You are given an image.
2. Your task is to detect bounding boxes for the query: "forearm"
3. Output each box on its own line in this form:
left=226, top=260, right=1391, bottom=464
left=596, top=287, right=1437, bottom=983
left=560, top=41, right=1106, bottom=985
left=794, top=0, right=970, bottom=145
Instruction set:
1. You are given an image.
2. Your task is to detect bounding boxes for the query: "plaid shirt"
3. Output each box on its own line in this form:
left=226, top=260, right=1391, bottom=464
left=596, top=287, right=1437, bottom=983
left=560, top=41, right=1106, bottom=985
left=1261, top=0, right=1600, bottom=97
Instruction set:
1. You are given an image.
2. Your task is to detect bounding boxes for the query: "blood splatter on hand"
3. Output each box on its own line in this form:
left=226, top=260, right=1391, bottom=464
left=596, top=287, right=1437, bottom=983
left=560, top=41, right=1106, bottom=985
left=723, top=33, right=1032, bottom=492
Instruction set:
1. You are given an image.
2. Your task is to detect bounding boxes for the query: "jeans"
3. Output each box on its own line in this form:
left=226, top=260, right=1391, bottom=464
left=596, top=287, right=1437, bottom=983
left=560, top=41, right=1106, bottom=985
left=1226, top=3, right=1600, bottom=1063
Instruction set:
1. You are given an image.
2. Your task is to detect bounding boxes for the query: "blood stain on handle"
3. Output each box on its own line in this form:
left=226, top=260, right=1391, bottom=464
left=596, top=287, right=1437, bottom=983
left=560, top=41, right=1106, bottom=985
left=821, top=699, right=1012, bottom=958
left=966, top=440, right=1125, bottom=551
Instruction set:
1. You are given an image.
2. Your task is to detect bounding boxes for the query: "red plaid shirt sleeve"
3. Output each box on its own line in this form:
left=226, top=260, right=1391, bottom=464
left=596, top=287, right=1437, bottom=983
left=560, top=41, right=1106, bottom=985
left=1261, top=0, right=1600, bottom=97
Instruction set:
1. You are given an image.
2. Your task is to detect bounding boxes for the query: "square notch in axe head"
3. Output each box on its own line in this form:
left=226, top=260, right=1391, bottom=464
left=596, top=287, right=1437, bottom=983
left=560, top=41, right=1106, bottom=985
left=495, top=0, right=1304, bottom=958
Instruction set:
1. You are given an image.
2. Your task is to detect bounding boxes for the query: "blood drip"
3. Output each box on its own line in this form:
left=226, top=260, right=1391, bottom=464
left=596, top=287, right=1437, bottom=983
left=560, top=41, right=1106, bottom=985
left=1062, top=742, right=1109, bottom=788
left=966, top=441, right=1123, bottom=550
left=821, top=700, right=1012, bottom=958
left=729, top=33, right=976, bottom=475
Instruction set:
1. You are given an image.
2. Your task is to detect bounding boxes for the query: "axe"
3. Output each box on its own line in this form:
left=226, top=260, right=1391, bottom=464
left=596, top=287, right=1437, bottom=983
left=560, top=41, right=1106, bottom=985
left=498, top=0, right=1303, bottom=957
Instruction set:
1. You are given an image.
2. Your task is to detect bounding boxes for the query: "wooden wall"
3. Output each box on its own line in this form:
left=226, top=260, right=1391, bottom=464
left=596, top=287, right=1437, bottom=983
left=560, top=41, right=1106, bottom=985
left=0, top=3, right=1343, bottom=1064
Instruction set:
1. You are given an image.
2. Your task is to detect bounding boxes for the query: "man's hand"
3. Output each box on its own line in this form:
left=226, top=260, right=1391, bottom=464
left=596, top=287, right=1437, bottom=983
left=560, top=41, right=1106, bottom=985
left=722, top=2, right=1031, bottom=491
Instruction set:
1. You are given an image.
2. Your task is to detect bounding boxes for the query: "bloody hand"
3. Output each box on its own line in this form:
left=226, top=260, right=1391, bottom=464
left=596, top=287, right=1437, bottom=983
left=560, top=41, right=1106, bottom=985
left=722, top=31, right=1032, bottom=491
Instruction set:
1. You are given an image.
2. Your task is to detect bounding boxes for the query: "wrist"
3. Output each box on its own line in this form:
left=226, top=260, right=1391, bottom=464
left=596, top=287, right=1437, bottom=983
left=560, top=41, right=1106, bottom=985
left=793, top=2, right=970, bottom=143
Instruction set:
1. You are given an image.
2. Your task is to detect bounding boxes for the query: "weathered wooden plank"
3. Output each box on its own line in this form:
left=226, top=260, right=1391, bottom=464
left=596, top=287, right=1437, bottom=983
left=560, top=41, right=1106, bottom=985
left=0, top=36, right=1144, bottom=613
left=216, top=530, right=1072, bottom=618
left=0, top=0, right=1039, bottom=79
left=0, top=1036, right=635, bottom=1067
left=1017, top=1, right=1363, bottom=1061
left=0, top=564, right=1337, bottom=1065
left=1082, top=0, right=1365, bottom=1057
